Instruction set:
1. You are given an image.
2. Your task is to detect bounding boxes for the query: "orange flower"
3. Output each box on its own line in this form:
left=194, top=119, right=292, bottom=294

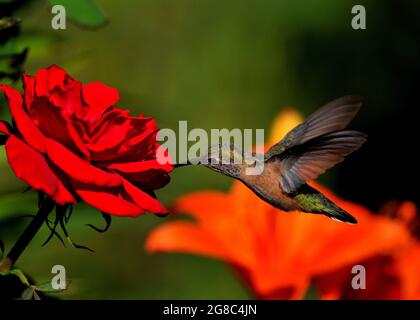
left=315, top=201, right=420, bottom=300
left=146, top=181, right=410, bottom=299
left=146, top=108, right=414, bottom=299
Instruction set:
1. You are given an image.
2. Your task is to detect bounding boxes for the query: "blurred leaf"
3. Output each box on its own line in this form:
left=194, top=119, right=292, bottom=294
left=32, top=282, right=55, bottom=293
left=0, top=39, right=17, bottom=55
left=0, top=24, right=27, bottom=81
left=47, top=0, right=107, bottom=28
left=0, top=267, right=31, bottom=292
left=9, top=268, right=30, bottom=286
left=15, top=33, right=61, bottom=59
left=33, top=280, right=71, bottom=293
left=20, top=287, right=33, bottom=300
left=33, top=290, right=41, bottom=300
left=0, top=17, right=19, bottom=46
left=0, top=17, right=19, bottom=30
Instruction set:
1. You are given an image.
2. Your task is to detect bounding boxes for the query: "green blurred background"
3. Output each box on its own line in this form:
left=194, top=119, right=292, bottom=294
left=1, top=0, right=419, bottom=299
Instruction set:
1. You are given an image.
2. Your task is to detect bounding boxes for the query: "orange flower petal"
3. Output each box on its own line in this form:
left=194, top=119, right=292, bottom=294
left=146, top=221, right=227, bottom=260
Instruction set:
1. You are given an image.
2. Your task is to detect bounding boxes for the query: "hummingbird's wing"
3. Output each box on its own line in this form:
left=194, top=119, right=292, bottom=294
left=265, top=96, right=363, bottom=160
left=276, top=130, right=367, bottom=193
left=265, top=96, right=365, bottom=193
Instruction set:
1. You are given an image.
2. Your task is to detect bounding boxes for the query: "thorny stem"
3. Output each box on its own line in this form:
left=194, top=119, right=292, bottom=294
left=0, top=196, right=55, bottom=272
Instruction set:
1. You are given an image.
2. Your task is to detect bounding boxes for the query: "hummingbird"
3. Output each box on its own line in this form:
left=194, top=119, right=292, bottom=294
left=175, top=96, right=367, bottom=224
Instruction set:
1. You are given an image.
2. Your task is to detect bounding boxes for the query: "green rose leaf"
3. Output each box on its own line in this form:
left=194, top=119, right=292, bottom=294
left=33, top=280, right=71, bottom=293
left=0, top=267, right=30, bottom=287
left=21, top=287, right=34, bottom=300
left=0, top=17, right=19, bottom=31
left=47, top=0, right=107, bottom=28
left=9, top=268, right=31, bottom=286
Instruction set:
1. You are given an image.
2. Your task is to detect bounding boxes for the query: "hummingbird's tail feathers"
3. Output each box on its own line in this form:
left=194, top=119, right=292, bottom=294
left=302, top=200, right=358, bottom=224
left=295, top=185, right=358, bottom=224
left=278, top=130, right=367, bottom=193
left=322, top=204, right=358, bottom=224
left=265, top=95, right=363, bottom=160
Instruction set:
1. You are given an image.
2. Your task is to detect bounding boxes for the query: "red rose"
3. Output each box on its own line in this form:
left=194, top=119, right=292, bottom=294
left=0, top=65, right=172, bottom=217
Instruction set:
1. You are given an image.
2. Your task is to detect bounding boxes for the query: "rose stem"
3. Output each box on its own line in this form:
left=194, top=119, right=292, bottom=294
left=0, top=196, right=55, bottom=272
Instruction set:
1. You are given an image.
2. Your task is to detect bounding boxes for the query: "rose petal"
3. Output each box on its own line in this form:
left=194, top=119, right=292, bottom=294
left=0, top=85, right=46, bottom=152
left=129, top=171, right=171, bottom=190
left=88, top=109, right=130, bottom=153
left=82, top=82, right=119, bottom=121
left=34, top=65, right=69, bottom=97
left=101, top=162, right=170, bottom=190
left=128, top=116, right=158, bottom=146
left=29, top=99, right=90, bottom=158
left=47, top=65, right=69, bottom=91
left=102, top=159, right=172, bottom=189
left=0, top=120, right=12, bottom=145
left=122, top=178, right=168, bottom=214
left=32, top=66, right=84, bottom=117
left=50, top=80, right=84, bottom=116
left=22, top=72, right=36, bottom=110
left=5, top=135, right=76, bottom=205
left=45, top=138, right=120, bottom=187
left=34, top=68, right=49, bottom=97
left=73, top=184, right=144, bottom=217
left=0, top=120, right=11, bottom=135
left=104, top=159, right=172, bottom=173
left=89, top=117, right=157, bottom=162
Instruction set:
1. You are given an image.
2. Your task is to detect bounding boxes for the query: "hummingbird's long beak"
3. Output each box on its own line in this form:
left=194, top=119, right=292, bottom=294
left=173, top=153, right=210, bottom=168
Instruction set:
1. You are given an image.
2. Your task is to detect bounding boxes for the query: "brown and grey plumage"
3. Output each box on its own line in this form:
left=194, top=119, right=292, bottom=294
left=175, top=96, right=367, bottom=224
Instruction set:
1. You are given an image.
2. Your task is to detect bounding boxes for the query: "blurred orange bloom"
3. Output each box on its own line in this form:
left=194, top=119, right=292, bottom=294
left=315, top=201, right=420, bottom=300
left=146, top=107, right=418, bottom=299
left=146, top=181, right=411, bottom=299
